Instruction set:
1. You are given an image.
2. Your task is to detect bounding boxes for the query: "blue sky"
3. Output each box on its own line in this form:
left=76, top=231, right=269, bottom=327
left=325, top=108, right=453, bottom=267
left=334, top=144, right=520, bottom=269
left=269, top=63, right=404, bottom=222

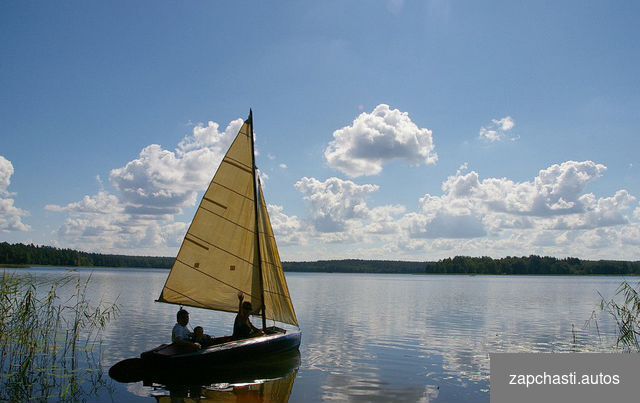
left=1, top=1, right=639, bottom=260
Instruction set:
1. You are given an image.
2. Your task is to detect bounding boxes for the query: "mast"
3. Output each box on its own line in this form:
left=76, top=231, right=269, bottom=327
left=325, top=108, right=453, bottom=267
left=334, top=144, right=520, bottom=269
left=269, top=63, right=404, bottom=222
left=248, top=109, right=268, bottom=331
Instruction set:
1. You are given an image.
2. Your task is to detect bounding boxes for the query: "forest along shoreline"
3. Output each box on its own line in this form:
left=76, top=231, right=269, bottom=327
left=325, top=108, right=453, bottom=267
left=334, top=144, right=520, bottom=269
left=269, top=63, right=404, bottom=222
left=2, top=242, right=639, bottom=275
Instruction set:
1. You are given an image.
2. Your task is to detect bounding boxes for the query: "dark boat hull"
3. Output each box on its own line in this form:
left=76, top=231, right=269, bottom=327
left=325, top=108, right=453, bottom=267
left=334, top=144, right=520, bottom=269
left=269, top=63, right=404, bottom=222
left=140, top=327, right=301, bottom=371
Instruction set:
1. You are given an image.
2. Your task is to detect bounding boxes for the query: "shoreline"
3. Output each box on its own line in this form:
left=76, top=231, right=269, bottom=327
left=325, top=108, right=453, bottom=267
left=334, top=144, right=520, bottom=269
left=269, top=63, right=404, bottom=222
left=3, top=264, right=639, bottom=277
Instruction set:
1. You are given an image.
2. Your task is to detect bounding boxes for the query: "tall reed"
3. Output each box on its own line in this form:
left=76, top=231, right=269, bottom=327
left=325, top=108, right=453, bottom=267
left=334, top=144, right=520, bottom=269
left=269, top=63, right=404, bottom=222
left=0, top=271, right=119, bottom=401
left=589, top=280, right=640, bottom=352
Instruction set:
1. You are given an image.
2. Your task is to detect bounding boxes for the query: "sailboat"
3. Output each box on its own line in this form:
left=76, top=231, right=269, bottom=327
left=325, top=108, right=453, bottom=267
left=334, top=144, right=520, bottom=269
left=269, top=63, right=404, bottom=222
left=140, top=110, right=301, bottom=369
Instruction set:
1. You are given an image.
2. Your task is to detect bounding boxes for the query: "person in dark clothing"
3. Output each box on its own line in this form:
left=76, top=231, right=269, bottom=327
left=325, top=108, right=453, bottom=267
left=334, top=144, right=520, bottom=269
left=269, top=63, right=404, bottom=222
left=192, top=326, right=214, bottom=348
left=233, top=291, right=263, bottom=339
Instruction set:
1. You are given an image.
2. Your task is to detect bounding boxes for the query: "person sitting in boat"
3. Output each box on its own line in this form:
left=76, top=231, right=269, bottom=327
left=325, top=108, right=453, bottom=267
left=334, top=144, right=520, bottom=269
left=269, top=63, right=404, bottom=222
left=172, top=308, right=201, bottom=350
left=233, top=291, right=264, bottom=339
left=192, top=326, right=214, bottom=348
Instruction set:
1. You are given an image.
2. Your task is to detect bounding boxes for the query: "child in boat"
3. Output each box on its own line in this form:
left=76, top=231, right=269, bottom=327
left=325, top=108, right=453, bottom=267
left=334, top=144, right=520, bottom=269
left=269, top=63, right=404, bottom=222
left=192, top=326, right=214, bottom=348
left=233, top=292, right=264, bottom=339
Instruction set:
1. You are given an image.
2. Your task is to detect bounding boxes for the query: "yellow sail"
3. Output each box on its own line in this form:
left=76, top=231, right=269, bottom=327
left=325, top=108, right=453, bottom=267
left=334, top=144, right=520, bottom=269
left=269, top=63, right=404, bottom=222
left=258, top=183, right=299, bottom=327
left=157, top=114, right=298, bottom=327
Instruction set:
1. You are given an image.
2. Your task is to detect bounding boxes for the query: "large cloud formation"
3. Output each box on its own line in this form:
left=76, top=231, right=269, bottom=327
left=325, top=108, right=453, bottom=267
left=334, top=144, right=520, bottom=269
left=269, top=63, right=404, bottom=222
left=295, top=177, right=380, bottom=232
left=46, top=119, right=243, bottom=254
left=0, top=156, right=30, bottom=232
left=403, top=161, right=616, bottom=237
left=446, top=160, right=608, bottom=217
left=284, top=161, right=639, bottom=260
left=110, top=119, right=243, bottom=214
left=43, top=109, right=640, bottom=260
left=324, top=104, right=438, bottom=177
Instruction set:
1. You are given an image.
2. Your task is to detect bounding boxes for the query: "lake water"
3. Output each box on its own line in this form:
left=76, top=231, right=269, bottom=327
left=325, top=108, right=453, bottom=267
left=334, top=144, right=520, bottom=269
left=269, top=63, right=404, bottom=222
left=2, top=268, right=627, bottom=402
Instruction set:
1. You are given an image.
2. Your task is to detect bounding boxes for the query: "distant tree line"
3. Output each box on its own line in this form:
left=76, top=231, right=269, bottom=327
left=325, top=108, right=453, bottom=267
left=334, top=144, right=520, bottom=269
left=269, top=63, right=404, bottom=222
left=0, top=242, right=174, bottom=268
left=283, top=260, right=426, bottom=273
left=283, top=257, right=640, bottom=275
left=423, top=255, right=640, bottom=275
left=1, top=242, right=639, bottom=275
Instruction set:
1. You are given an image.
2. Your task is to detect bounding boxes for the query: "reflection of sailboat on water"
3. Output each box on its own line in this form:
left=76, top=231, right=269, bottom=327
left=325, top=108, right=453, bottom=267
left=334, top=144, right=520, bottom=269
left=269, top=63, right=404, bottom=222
left=155, top=373, right=297, bottom=403
left=143, top=110, right=301, bottom=368
left=150, top=351, right=300, bottom=403
left=153, top=370, right=298, bottom=403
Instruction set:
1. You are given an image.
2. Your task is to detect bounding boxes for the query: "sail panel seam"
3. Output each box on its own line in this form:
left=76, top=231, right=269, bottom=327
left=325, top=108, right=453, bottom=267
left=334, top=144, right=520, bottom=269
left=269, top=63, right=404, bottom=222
left=185, top=233, right=255, bottom=266
left=203, top=197, right=228, bottom=210
left=184, top=236, right=209, bottom=251
left=175, top=258, right=258, bottom=298
left=223, top=158, right=253, bottom=174
left=197, top=205, right=256, bottom=234
left=210, top=181, right=254, bottom=202
left=225, top=156, right=253, bottom=170
left=263, top=288, right=293, bottom=299
left=163, top=285, right=214, bottom=309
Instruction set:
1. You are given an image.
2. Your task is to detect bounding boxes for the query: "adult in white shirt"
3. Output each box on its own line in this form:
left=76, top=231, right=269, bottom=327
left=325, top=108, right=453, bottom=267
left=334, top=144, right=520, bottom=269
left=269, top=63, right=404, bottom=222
left=172, top=309, right=201, bottom=350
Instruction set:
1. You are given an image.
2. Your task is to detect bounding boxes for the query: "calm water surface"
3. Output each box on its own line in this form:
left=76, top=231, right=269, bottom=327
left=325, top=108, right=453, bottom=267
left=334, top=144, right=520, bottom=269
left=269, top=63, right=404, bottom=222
left=5, top=268, right=626, bottom=402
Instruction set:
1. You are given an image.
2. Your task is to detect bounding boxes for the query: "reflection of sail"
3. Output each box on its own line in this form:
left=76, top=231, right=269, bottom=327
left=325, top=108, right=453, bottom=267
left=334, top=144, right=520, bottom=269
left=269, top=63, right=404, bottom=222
left=155, top=368, right=298, bottom=403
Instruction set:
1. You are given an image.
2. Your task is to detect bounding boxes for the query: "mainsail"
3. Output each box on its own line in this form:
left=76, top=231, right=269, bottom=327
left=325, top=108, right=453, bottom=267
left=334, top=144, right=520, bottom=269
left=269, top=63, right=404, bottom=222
left=157, top=113, right=298, bottom=327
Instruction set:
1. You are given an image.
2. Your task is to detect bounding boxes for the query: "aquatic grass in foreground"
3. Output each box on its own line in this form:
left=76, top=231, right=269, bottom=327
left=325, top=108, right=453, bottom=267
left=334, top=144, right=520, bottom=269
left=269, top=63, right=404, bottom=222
left=586, top=281, right=640, bottom=352
left=598, top=281, right=640, bottom=352
left=0, top=272, right=119, bottom=401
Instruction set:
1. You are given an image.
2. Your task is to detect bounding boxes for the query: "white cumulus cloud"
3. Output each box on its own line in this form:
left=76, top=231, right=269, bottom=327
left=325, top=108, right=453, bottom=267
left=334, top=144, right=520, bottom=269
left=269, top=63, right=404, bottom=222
left=46, top=117, right=247, bottom=254
left=110, top=119, right=243, bottom=213
left=45, top=191, right=122, bottom=214
left=291, top=176, right=407, bottom=249
left=478, top=161, right=607, bottom=216
left=479, top=116, right=517, bottom=142
left=0, top=156, right=30, bottom=232
left=324, top=104, right=437, bottom=177
left=396, top=160, right=637, bottom=254
left=275, top=157, right=640, bottom=260
left=553, top=190, right=637, bottom=230
left=266, top=204, right=307, bottom=246
left=0, top=156, right=14, bottom=194
left=279, top=159, right=639, bottom=259
left=295, top=177, right=379, bottom=232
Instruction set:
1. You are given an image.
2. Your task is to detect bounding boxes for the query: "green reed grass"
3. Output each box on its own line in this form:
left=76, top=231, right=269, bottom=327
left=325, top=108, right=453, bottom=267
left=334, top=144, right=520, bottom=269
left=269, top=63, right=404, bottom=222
left=0, top=271, right=119, bottom=401
left=587, top=280, right=640, bottom=352
left=602, top=281, right=640, bottom=352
